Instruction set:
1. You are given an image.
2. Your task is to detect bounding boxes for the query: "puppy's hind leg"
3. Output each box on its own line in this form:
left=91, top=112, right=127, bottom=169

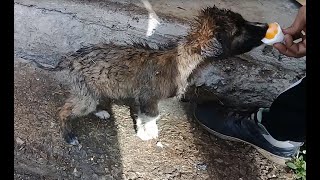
left=59, top=94, right=98, bottom=145
left=136, top=98, right=160, bottom=141
left=93, top=99, right=111, bottom=120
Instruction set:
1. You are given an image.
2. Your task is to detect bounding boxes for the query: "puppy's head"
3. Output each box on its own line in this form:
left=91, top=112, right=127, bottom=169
left=187, top=6, right=268, bottom=58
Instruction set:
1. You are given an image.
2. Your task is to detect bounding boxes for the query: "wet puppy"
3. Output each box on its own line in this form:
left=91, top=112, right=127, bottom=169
left=35, top=6, right=267, bottom=144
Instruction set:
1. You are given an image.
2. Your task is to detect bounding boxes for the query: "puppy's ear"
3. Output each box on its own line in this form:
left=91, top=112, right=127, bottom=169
left=200, top=37, right=223, bottom=57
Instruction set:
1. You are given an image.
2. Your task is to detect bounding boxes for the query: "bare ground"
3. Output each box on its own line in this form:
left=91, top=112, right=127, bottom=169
left=14, top=58, right=295, bottom=179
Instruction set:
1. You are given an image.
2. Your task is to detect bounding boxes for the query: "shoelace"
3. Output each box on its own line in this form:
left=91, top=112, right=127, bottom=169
left=226, top=111, right=258, bottom=121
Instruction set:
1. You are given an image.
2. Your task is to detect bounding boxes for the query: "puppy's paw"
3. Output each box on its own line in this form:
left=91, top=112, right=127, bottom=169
left=136, top=122, right=159, bottom=141
left=94, top=110, right=110, bottom=120
left=145, top=120, right=159, bottom=139
left=63, top=132, right=79, bottom=145
left=137, top=128, right=152, bottom=141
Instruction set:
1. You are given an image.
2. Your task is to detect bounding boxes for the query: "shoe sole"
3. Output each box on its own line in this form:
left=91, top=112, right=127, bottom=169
left=193, top=110, right=290, bottom=166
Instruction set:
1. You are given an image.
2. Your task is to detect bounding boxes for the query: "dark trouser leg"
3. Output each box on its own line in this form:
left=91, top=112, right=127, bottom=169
left=261, top=77, right=306, bottom=142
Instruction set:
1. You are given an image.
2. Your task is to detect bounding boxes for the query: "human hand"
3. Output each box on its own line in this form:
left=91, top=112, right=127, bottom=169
left=273, top=5, right=306, bottom=58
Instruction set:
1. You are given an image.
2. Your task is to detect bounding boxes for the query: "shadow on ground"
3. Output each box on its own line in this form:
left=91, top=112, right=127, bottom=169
left=14, top=59, right=123, bottom=179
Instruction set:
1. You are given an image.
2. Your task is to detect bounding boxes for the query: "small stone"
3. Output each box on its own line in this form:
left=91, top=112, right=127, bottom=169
left=267, top=173, right=277, bottom=179
left=196, top=163, right=207, bottom=171
left=262, top=169, right=268, bottom=174
left=16, top=137, right=24, bottom=145
left=214, top=158, right=223, bottom=163
left=104, top=168, right=110, bottom=174
left=73, top=168, right=82, bottom=177
left=156, top=142, right=164, bottom=148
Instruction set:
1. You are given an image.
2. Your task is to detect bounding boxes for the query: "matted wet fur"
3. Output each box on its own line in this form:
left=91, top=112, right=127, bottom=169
left=33, top=6, right=268, bottom=144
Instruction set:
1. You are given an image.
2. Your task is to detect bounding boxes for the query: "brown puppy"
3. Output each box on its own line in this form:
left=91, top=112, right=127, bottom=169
left=34, top=6, right=268, bottom=144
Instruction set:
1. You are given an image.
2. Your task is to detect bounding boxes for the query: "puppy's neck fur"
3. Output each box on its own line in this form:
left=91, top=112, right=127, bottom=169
left=174, top=42, right=205, bottom=96
left=173, top=9, right=222, bottom=96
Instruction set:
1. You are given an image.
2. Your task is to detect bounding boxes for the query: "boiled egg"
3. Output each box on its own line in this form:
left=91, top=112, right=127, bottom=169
left=261, top=22, right=284, bottom=45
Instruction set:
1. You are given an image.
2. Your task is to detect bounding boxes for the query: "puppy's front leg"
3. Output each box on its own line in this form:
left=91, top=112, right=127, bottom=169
left=136, top=99, right=160, bottom=141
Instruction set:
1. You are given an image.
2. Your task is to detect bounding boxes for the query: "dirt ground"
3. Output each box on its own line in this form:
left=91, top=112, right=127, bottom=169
left=14, top=58, right=295, bottom=180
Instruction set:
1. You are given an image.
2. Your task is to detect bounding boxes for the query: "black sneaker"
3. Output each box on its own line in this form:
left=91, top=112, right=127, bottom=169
left=193, top=102, right=301, bottom=165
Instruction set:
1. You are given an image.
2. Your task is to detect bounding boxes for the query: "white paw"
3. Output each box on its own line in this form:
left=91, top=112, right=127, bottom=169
left=94, top=110, right=110, bottom=120
left=136, top=122, right=159, bottom=141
